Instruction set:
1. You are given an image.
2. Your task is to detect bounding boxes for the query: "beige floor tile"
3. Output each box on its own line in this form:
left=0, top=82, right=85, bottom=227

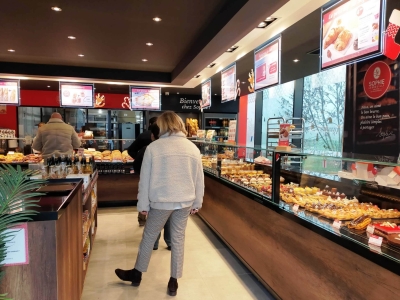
left=82, top=207, right=273, bottom=300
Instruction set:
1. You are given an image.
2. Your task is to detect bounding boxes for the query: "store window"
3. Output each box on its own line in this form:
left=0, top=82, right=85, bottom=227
left=261, top=81, right=295, bottom=148
left=302, top=65, right=346, bottom=155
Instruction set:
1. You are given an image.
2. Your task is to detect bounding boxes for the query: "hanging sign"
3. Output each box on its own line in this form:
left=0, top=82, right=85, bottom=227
left=221, top=64, right=236, bottom=103
left=0, top=79, right=19, bottom=105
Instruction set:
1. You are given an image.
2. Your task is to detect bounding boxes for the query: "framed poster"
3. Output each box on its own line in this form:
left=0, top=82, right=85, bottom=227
left=321, top=0, right=384, bottom=70
left=60, top=82, right=94, bottom=107
left=221, top=64, right=236, bottom=103
left=254, top=37, right=281, bottom=90
left=130, top=86, right=161, bottom=110
left=0, top=79, right=20, bottom=105
left=201, top=79, right=211, bottom=108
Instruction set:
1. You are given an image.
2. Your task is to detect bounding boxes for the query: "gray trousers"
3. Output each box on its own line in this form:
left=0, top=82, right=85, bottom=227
left=134, top=207, right=191, bottom=278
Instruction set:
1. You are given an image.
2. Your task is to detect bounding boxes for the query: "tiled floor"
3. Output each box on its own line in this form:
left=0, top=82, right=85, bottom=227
left=82, top=207, right=275, bottom=300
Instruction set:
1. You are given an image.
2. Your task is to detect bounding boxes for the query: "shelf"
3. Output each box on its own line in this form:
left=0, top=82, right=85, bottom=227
left=205, top=126, right=229, bottom=129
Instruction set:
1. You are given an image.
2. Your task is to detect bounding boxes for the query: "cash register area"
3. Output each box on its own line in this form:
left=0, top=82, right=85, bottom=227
left=81, top=207, right=274, bottom=300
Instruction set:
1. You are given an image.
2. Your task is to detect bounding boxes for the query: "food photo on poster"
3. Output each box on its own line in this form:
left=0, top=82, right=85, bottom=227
left=321, top=0, right=383, bottom=69
left=0, top=79, right=19, bottom=105
left=130, top=86, right=161, bottom=110
left=221, top=64, right=236, bottom=103
left=60, top=83, right=94, bottom=107
left=201, top=79, right=211, bottom=108
left=354, top=55, right=399, bottom=157
left=254, top=38, right=280, bottom=90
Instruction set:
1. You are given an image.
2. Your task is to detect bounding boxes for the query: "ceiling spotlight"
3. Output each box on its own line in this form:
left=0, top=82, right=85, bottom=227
left=258, top=21, right=267, bottom=28
left=7, top=49, right=15, bottom=52
left=242, top=82, right=246, bottom=84
left=78, top=54, right=84, bottom=57
left=177, top=92, right=179, bottom=94
left=47, top=86, right=51, bottom=88
left=293, top=59, right=299, bottom=62
left=207, top=63, right=216, bottom=68
left=153, top=17, right=162, bottom=22
left=51, top=6, right=62, bottom=12
left=266, top=17, right=273, bottom=21
left=142, top=59, right=148, bottom=62
left=226, top=46, right=239, bottom=53
left=146, top=42, right=153, bottom=46
left=214, top=94, right=217, bottom=96
left=194, top=75, right=201, bottom=78
left=68, top=36, right=76, bottom=39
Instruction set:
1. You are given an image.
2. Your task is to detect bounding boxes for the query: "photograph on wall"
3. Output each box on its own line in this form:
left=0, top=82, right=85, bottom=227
left=201, top=79, right=211, bottom=108
left=254, top=38, right=280, bottom=90
left=0, top=79, right=19, bottom=105
left=302, top=65, right=346, bottom=154
left=221, top=64, right=236, bottom=103
left=60, top=83, right=94, bottom=107
left=321, top=0, right=382, bottom=69
left=130, top=86, right=161, bottom=110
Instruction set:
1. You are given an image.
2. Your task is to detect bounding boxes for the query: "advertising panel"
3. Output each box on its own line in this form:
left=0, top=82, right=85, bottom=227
left=130, top=86, right=161, bottom=110
left=221, top=64, right=236, bottom=103
left=254, top=38, right=280, bottom=90
left=60, top=83, right=94, bottom=107
left=321, top=0, right=383, bottom=69
left=0, top=79, right=19, bottom=105
left=201, top=79, right=211, bottom=108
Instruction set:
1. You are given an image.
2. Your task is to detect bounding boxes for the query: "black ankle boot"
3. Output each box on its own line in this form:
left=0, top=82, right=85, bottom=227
left=167, top=277, right=178, bottom=296
left=115, top=268, right=142, bottom=286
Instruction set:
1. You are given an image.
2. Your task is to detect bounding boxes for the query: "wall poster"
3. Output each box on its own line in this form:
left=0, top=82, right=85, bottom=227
left=221, top=64, right=236, bottom=103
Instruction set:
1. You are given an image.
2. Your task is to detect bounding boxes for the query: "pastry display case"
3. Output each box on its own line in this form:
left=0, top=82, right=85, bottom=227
left=192, top=140, right=400, bottom=276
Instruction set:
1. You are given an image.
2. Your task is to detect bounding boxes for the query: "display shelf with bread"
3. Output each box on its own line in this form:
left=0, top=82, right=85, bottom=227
left=193, top=140, right=400, bottom=297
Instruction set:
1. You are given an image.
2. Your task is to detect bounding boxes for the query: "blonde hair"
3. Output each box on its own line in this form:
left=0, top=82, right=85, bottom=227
left=157, top=111, right=187, bottom=136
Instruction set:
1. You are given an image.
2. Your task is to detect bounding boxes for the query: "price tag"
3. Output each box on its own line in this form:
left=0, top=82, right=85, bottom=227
left=368, top=235, right=383, bottom=247
left=332, top=219, right=342, bottom=229
left=367, top=224, right=375, bottom=235
left=293, top=204, right=299, bottom=213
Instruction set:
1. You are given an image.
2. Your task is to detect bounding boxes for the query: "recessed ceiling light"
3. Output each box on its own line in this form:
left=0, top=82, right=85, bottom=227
left=242, top=82, right=246, bottom=84
left=214, top=94, right=217, bottom=96
left=153, top=17, right=162, bottom=22
left=258, top=21, right=267, bottom=28
left=146, top=42, right=153, bottom=46
left=68, top=36, right=76, bottom=40
left=266, top=17, right=273, bottom=21
left=51, top=6, right=62, bottom=12
left=47, top=86, right=51, bottom=88
left=142, top=59, right=148, bottom=62
left=78, top=54, right=84, bottom=57
left=226, top=46, right=239, bottom=53
left=7, top=49, right=15, bottom=52
left=293, top=59, right=299, bottom=62
left=177, top=92, right=179, bottom=94
left=207, top=63, right=216, bottom=68
left=194, top=75, right=201, bottom=78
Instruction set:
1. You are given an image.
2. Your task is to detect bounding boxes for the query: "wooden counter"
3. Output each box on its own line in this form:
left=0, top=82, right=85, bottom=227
left=97, top=173, right=139, bottom=206
left=0, top=175, right=98, bottom=300
left=199, top=174, right=400, bottom=300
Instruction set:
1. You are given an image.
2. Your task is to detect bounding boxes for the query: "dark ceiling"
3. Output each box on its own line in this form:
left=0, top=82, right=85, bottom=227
left=0, top=0, right=287, bottom=85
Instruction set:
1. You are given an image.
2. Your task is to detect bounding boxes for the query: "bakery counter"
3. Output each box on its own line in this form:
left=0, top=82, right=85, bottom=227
left=199, top=172, right=400, bottom=300
left=97, top=172, right=139, bottom=206
left=0, top=174, right=99, bottom=300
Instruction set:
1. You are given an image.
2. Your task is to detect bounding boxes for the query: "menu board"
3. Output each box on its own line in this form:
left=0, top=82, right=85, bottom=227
left=201, top=80, right=211, bottom=108
left=0, top=79, right=19, bottom=105
left=321, top=0, right=382, bottom=69
left=354, top=56, right=399, bottom=157
left=254, top=38, right=280, bottom=90
left=130, top=86, right=161, bottom=110
left=60, top=83, right=94, bottom=107
left=221, top=64, right=236, bottom=103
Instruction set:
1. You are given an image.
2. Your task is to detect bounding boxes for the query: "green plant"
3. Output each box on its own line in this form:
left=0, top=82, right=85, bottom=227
left=0, top=164, right=45, bottom=300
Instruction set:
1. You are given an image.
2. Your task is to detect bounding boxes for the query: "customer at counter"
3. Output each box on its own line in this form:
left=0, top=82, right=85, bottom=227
left=127, top=116, right=157, bottom=227
left=32, top=112, right=81, bottom=158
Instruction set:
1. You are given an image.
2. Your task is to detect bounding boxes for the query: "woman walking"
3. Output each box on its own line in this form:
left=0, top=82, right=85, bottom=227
left=115, top=111, right=204, bottom=296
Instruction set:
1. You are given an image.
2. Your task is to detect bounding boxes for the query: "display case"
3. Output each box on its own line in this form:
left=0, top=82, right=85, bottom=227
left=192, top=140, right=400, bottom=289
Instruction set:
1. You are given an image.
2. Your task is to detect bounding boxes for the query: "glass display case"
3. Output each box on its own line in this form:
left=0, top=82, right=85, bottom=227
left=192, top=140, right=400, bottom=275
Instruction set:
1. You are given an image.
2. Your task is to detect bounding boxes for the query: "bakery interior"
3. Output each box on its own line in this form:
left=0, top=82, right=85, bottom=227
left=1, top=0, right=400, bottom=299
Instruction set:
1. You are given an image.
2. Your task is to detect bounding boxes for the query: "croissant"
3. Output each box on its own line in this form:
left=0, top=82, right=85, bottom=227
left=324, top=26, right=344, bottom=49
left=334, top=30, right=352, bottom=51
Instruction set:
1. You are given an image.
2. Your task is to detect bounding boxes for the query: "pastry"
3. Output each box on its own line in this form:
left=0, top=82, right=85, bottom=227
left=387, top=234, right=400, bottom=249
left=10, top=90, right=16, bottom=102
left=334, top=30, right=352, bottom=51
left=323, top=26, right=344, bottom=49
left=3, top=88, right=8, bottom=102
left=348, top=215, right=371, bottom=230
left=373, top=222, right=400, bottom=239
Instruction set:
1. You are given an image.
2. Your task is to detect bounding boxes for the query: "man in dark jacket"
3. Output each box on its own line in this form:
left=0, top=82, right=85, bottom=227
left=127, top=117, right=157, bottom=159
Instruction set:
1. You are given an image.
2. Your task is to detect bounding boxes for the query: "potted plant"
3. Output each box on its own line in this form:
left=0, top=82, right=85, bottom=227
left=0, top=164, right=45, bottom=300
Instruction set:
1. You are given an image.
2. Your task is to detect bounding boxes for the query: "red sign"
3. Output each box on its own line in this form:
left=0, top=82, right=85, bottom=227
left=383, top=9, right=400, bottom=60
left=363, top=61, right=391, bottom=99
